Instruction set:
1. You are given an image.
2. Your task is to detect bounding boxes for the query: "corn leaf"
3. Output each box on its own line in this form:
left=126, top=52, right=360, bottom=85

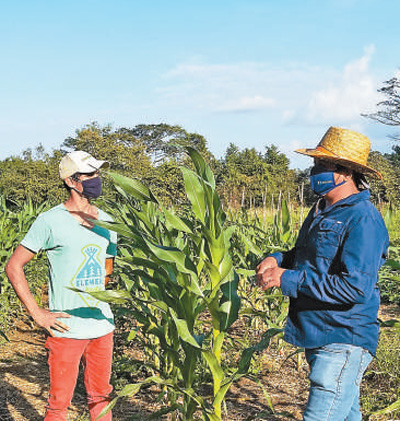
left=379, top=318, right=400, bottom=328
left=203, top=350, right=224, bottom=389
left=144, top=239, right=198, bottom=279
left=219, top=272, right=240, bottom=331
left=67, top=287, right=131, bottom=304
left=170, top=309, right=201, bottom=348
left=384, top=259, right=400, bottom=270
left=372, top=397, right=400, bottom=415
left=90, top=220, right=138, bottom=240
left=185, top=146, right=215, bottom=189
left=181, top=167, right=206, bottom=223
left=163, top=207, right=193, bottom=233
left=109, top=171, right=158, bottom=203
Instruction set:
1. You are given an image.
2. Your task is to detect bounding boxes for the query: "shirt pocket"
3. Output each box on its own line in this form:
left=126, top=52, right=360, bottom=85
left=315, top=219, right=344, bottom=259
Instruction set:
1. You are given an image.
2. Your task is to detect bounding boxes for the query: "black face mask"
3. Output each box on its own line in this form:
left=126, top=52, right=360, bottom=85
left=81, top=177, right=102, bottom=199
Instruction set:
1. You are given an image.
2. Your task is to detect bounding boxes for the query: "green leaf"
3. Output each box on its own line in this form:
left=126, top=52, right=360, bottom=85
left=109, top=171, right=158, bottom=203
left=0, top=329, right=9, bottom=342
left=186, top=146, right=215, bottom=189
left=96, top=397, right=118, bottom=419
left=120, top=255, right=168, bottom=276
left=372, top=397, right=400, bottom=415
left=91, top=220, right=139, bottom=240
left=237, top=328, right=284, bottom=375
left=384, top=259, right=400, bottom=270
left=236, top=268, right=256, bottom=277
left=237, top=230, right=263, bottom=258
left=203, top=350, right=224, bottom=388
left=144, top=238, right=199, bottom=280
left=170, top=309, right=201, bottom=348
left=202, top=227, right=226, bottom=266
left=223, top=225, right=236, bottom=244
left=67, top=287, right=132, bottom=304
left=379, top=318, right=400, bottom=328
left=163, top=207, right=193, bottom=233
left=219, top=271, right=240, bottom=331
left=181, top=167, right=206, bottom=223
left=383, top=202, right=394, bottom=230
left=212, top=328, right=283, bottom=409
left=281, top=199, right=290, bottom=231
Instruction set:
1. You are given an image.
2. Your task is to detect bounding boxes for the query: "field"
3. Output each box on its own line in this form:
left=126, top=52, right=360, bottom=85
left=2, top=151, right=400, bottom=420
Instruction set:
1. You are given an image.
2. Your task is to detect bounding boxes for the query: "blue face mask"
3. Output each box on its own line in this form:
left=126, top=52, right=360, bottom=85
left=310, top=164, right=346, bottom=196
left=81, top=177, right=102, bottom=199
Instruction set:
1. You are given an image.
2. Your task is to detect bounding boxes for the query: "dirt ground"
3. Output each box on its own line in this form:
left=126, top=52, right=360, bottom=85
left=0, top=305, right=398, bottom=421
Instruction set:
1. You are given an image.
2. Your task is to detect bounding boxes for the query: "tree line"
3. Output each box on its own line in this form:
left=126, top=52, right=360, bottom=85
left=1, top=74, right=400, bottom=209
left=1, top=121, right=400, bottom=210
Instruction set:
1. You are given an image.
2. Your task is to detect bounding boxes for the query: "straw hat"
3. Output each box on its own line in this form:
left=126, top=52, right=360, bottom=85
left=295, top=127, right=381, bottom=179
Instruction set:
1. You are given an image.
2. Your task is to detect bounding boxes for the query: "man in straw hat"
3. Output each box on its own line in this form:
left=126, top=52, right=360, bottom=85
left=256, top=127, right=389, bottom=420
left=6, top=151, right=117, bottom=420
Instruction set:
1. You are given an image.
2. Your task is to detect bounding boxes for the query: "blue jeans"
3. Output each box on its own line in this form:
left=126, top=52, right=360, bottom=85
left=303, top=343, right=372, bottom=421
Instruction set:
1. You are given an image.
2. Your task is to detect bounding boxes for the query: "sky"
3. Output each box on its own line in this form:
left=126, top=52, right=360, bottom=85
left=0, top=0, right=399, bottom=169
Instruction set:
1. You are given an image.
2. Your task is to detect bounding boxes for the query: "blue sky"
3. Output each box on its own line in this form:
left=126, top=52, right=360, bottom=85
left=0, top=0, right=399, bottom=169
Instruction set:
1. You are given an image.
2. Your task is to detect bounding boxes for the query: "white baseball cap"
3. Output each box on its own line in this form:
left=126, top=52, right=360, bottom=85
left=59, top=151, right=109, bottom=180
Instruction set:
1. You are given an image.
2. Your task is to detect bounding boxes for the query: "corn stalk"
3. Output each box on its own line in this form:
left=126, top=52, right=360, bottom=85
left=82, top=148, right=282, bottom=420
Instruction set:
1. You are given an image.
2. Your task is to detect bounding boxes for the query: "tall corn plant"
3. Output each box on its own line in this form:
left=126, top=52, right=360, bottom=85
left=90, top=148, right=280, bottom=420
left=0, top=197, right=48, bottom=338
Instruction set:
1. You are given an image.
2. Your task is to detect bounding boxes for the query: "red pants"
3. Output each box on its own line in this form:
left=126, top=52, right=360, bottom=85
left=44, top=332, right=113, bottom=420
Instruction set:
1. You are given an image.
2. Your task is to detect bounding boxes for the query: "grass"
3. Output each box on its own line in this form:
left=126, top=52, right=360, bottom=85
left=362, top=329, right=400, bottom=419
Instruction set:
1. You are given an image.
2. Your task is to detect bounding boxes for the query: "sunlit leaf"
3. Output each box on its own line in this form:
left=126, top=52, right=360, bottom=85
left=163, top=207, right=193, bottom=233
left=203, top=350, right=224, bottom=388
left=109, top=171, right=158, bottom=203
left=68, top=287, right=131, bottom=304
left=181, top=167, right=206, bottom=223
left=170, top=309, right=201, bottom=348
left=219, top=271, right=240, bottom=331
left=185, top=146, right=215, bottom=189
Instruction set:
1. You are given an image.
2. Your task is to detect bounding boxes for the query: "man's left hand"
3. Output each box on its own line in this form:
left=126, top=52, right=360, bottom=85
left=256, top=266, right=286, bottom=290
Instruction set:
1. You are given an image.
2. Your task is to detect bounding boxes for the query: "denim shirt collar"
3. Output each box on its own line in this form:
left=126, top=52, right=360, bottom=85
left=315, top=189, right=371, bottom=215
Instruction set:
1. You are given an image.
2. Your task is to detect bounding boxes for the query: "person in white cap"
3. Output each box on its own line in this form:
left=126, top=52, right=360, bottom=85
left=6, top=151, right=117, bottom=420
left=256, top=127, right=389, bottom=420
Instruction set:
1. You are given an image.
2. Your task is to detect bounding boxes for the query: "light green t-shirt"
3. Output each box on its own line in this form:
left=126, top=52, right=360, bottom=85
left=21, top=204, right=117, bottom=339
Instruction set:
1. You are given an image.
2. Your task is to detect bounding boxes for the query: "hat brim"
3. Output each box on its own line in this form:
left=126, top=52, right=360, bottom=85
left=79, top=158, right=109, bottom=174
left=295, top=147, right=382, bottom=179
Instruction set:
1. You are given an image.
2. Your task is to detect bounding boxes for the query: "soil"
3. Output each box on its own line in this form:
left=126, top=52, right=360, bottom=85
left=0, top=305, right=398, bottom=421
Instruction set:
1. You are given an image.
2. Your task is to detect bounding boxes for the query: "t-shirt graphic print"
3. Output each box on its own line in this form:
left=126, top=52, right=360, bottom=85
left=72, top=244, right=105, bottom=306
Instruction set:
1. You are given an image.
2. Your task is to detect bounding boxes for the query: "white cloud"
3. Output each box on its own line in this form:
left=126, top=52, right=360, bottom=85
left=215, top=95, right=275, bottom=112
left=161, top=62, right=278, bottom=112
left=305, top=45, right=382, bottom=124
left=160, top=61, right=326, bottom=114
left=158, top=46, right=386, bottom=135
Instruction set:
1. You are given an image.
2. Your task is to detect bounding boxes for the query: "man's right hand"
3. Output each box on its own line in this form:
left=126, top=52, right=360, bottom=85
left=256, top=256, right=278, bottom=275
left=31, top=308, right=71, bottom=336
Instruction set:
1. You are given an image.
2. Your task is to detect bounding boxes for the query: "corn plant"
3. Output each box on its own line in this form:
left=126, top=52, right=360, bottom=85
left=0, top=197, right=48, bottom=338
left=78, top=147, right=281, bottom=420
left=227, top=199, right=296, bottom=334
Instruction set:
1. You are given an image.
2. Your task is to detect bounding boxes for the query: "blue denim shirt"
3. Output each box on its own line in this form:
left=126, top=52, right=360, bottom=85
left=270, top=190, right=389, bottom=355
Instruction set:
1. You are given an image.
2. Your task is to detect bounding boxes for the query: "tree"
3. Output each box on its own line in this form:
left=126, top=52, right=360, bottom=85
left=62, top=122, right=152, bottom=179
left=127, top=124, right=218, bottom=205
left=364, top=75, right=400, bottom=140
left=364, top=151, right=400, bottom=206
left=264, top=145, right=296, bottom=203
left=384, top=144, right=400, bottom=168
left=218, top=144, right=268, bottom=208
left=218, top=143, right=297, bottom=209
left=0, top=146, right=65, bottom=205
left=63, top=122, right=219, bottom=205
